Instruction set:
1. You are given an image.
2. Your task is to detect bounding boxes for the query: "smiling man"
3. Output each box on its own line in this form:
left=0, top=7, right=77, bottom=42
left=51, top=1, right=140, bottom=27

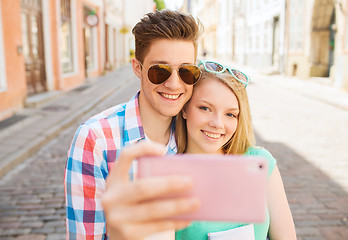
left=64, top=10, right=203, bottom=239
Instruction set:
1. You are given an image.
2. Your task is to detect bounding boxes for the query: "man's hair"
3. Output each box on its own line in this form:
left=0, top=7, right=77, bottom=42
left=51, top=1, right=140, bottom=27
left=132, top=10, right=203, bottom=63
left=175, top=68, right=255, bottom=154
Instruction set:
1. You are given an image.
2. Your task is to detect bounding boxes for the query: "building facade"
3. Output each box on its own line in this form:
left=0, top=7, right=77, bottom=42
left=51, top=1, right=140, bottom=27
left=241, top=0, right=286, bottom=73
left=0, top=0, right=154, bottom=121
left=286, top=0, right=348, bottom=89
left=191, top=0, right=218, bottom=58
left=190, top=0, right=348, bottom=89
left=191, top=0, right=234, bottom=60
left=191, top=0, right=286, bottom=72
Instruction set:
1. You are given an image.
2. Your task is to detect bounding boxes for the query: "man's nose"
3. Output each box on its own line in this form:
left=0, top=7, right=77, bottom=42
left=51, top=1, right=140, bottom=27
left=163, top=69, right=183, bottom=89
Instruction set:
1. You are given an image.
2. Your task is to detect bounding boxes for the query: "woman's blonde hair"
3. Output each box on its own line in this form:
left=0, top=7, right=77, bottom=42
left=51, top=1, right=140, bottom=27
left=175, top=67, right=255, bottom=154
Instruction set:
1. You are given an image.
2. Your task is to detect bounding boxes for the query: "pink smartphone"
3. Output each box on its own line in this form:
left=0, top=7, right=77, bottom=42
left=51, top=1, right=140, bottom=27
left=136, top=154, right=268, bottom=223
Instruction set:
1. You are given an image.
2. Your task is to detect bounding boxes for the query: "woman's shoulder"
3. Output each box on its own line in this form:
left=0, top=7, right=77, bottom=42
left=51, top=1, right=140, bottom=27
left=245, top=146, right=273, bottom=157
left=245, top=146, right=277, bottom=176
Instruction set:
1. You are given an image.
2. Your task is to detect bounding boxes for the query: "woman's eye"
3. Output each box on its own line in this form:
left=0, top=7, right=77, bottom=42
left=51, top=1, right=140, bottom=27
left=199, top=106, right=209, bottom=111
left=226, top=113, right=237, bottom=118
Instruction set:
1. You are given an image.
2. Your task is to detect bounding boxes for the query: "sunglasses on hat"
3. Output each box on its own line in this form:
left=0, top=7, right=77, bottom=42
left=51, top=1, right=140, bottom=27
left=138, top=60, right=202, bottom=85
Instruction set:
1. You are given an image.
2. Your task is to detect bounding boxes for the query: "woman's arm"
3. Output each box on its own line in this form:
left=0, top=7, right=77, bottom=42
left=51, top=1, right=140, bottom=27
left=267, top=165, right=297, bottom=240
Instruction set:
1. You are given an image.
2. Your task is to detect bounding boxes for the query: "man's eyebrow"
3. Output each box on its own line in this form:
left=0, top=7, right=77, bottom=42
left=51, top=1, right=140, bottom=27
left=150, top=60, right=168, bottom=64
left=149, top=60, right=193, bottom=65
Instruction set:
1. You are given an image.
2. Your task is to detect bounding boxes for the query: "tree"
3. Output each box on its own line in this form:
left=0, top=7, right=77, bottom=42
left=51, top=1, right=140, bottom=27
left=153, top=0, right=166, bottom=10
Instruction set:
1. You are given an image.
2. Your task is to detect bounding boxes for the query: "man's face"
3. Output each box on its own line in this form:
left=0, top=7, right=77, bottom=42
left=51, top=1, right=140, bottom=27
left=137, top=39, right=196, bottom=118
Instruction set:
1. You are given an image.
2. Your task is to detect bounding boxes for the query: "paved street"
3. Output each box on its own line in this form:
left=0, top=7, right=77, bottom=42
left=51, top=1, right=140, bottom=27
left=0, top=65, right=348, bottom=239
left=247, top=73, right=348, bottom=240
left=0, top=67, right=140, bottom=240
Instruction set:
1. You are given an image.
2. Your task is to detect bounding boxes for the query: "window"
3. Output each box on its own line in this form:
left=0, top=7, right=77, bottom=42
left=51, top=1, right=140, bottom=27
left=345, top=14, right=348, bottom=49
left=83, top=7, right=98, bottom=71
left=84, top=26, right=96, bottom=70
left=288, top=0, right=304, bottom=52
left=264, top=22, right=268, bottom=49
left=0, top=1, right=7, bottom=91
left=60, top=0, right=74, bottom=73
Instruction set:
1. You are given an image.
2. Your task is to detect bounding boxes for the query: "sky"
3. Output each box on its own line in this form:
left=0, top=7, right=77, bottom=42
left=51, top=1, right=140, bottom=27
left=164, top=0, right=184, bottom=10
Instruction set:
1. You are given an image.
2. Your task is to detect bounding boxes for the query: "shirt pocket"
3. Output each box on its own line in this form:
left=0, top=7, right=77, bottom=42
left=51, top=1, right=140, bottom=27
left=207, top=224, right=255, bottom=240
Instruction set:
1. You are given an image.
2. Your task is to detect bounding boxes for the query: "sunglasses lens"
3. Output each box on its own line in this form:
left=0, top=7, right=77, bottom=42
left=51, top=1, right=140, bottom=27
left=205, top=62, right=224, bottom=72
left=148, top=64, right=172, bottom=84
left=179, top=65, right=201, bottom=85
left=231, top=69, right=248, bottom=84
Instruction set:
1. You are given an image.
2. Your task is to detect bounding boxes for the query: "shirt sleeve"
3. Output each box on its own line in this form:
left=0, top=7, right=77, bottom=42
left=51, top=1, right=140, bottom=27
left=246, top=147, right=277, bottom=177
left=64, top=123, right=108, bottom=239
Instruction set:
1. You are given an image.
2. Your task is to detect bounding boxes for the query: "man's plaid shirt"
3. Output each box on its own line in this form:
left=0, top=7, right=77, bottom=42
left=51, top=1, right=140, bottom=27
left=64, top=92, right=177, bottom=239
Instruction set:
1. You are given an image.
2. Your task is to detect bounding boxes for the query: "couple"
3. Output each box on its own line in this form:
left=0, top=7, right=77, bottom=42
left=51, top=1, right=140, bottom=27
left=64, top=10, right=296, bottom=240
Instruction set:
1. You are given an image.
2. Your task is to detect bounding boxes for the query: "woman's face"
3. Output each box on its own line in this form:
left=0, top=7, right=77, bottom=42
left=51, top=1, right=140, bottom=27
left=183, top=77, right=239, bottom=154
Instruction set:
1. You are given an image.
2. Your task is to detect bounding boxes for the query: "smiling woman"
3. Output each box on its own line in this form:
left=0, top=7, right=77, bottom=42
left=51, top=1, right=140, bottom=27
left=174, top=60, right=297, bottom=240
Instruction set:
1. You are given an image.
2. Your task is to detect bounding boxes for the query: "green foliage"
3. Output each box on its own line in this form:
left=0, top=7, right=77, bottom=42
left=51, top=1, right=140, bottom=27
left=153, top=0, right=166, bottom=10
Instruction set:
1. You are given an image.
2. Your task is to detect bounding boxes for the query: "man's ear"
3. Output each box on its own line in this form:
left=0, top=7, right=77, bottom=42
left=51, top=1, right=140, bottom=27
left=132, top=58, right=142, bottom=79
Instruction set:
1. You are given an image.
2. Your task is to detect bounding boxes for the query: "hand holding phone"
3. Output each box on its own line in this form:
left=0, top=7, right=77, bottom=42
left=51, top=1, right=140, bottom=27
left=137, top=154, right=268, bottom=223
left=102, top=142, right=198, bottom=240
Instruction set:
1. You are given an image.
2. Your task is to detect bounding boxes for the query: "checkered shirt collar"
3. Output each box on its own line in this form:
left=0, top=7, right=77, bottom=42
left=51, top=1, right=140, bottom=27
left=123, top=91, right=177, bottom=153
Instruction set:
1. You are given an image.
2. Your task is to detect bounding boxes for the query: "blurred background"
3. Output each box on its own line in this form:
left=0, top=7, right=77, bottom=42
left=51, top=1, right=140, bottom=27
left=0, top=0, right=348, bottom=239
left=0, top=0, right=348, bottom=120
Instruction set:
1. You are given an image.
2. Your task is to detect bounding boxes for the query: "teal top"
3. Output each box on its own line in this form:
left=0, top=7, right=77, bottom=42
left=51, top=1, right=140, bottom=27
left=175, top=147, right=277, bottom=240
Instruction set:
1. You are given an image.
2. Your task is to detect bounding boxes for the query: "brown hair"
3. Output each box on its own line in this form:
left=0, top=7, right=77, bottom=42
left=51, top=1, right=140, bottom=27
left=175, top=68, right=255, bottom=154
left=132, top=10, right=203, bottom=63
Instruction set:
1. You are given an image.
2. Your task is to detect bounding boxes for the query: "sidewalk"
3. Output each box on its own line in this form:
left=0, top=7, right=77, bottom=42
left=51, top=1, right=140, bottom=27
left=226, top=61, right=348, bottom=112
left=0, top=64, right=135, bottom=178
left=252, top=72, right=348, bottom=112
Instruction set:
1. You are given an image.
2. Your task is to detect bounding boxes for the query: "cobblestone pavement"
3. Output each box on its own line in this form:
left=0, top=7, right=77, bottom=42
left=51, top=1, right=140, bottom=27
left=0, top=69, right=348, bottom=239
left=0, top=73, right=140, bottom=240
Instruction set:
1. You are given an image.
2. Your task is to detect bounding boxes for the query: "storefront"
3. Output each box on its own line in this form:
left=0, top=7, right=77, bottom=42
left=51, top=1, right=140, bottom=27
left=0, top=0, right=153, bottom=122
left=0, top=0, right=105, bottom=121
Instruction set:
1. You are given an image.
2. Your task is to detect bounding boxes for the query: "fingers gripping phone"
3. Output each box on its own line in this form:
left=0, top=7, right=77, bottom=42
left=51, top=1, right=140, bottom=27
left=136, top=154, right=268, bottom=223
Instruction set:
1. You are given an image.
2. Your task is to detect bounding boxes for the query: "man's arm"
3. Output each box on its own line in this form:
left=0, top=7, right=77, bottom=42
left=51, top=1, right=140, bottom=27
left=102, top=141, right=200, bottom=240
left=65, top=124, right=107, bottom=239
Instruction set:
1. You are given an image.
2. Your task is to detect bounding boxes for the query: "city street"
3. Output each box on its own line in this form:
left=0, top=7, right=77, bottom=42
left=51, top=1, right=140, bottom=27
left=247, top=72, right=348, bottom=239
left=0, top=65, right=348, bottom=239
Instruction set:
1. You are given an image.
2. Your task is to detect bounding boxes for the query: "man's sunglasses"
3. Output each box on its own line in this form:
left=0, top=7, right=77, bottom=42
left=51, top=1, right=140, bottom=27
left=138, top=61, right=202, bottom=85
left=198, top=60, right=249, bottom=87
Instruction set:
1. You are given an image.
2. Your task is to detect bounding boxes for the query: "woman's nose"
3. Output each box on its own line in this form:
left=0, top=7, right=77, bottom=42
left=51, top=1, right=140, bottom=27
left=208, top=115, right=224, bottom=129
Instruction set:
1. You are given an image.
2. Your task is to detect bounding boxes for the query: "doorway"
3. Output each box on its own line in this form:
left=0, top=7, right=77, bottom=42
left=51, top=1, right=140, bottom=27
left=21, top=0, right=46, bottom=96
left=83, top=6, right=97, bottom=78
left=310, top=0, right=336, bottom=77
left=272, top=16, right=280, bottom=70
left=328, top=10, right=336, bottom=76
